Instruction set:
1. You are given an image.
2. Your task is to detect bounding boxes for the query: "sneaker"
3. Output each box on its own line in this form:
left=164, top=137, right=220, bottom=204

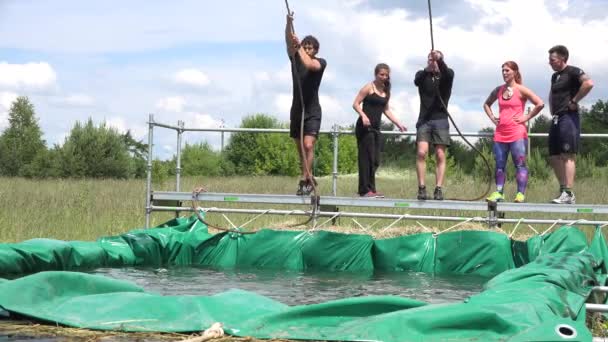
left=302, top=180, right=314, bottom=196
left=360, top=191, right=376, bottom=198
left=513, top=192, right=525, bottom=203
left=486, top=191, right=505, bottom=202
left=433, top=187, right=444, bottom=201
left=296, top=180, right=307, bottom=196
left=373, top=191, right=385, bottom=198
left=551, top=191, right=576, bottom=204
left=417, top=187, right=428, bottom=200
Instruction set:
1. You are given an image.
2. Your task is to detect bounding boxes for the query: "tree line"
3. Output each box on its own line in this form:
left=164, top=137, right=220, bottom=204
left=1, top=96, right=607, bottom=182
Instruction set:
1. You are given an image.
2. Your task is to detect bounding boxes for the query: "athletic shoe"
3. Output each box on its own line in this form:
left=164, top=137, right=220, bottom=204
left=551, top=191, right=576, bottom=204
left=296, top=180, right=307, bottom=196
left=360, top=191, right=376, bottom=198
left=417, top=187, right=428, bottom=200
left=486, top=191, right=505, bottom=202
left=513, top=192, right=525, bottom=203
left=302, top=180, right=314, bottom=196
left=433, top=187, right=444, bottom=201
left=373, top=191, right=385, bottom=198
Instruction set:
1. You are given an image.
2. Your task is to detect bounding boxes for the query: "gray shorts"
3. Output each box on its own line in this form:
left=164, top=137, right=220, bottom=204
left=416, top=119, right=450, bottom=146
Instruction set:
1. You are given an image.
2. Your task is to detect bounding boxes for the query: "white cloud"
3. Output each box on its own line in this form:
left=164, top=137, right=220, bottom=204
left=188, top=112, right=223, bottom=129
left=105, top=116, right=147, bottom=139
left=273, top=93, right=293, bottom=120
left=253, top=71, right=271, bottom=82
left=0, top=62, right=57, bottom=90
left=53, top=94, right=94, bottom=107
left=319, top=95, right=347, bottom=126
left=174, top=69, right=210, bottom=88
left=0, top=92, right=19, bottom=130
left=156, top=96, right=186, bottom=112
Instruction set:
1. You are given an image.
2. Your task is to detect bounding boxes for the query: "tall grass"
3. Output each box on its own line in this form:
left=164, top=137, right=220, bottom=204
left=1, top=169, right=607, bottom=243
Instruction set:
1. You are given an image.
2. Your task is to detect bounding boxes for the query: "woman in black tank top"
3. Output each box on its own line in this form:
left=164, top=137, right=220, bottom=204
left=352, top=64, right=407, bottom=198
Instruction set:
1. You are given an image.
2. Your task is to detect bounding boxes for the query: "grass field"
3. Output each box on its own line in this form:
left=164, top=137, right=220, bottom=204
left=1, top=169, right=607, bottom=242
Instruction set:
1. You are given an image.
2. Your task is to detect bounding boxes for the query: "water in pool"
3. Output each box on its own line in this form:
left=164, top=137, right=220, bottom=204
left=88, top=266, right=488, bottom=305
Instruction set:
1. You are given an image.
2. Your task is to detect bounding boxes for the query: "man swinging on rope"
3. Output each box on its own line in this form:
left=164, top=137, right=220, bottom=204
left=414, top=50, right=454, bottom=201
left=285, top=13, right=327, bottom=196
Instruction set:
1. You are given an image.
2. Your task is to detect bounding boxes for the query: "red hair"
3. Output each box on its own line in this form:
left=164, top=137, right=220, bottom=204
left=502, top=61, right=522, bottom=84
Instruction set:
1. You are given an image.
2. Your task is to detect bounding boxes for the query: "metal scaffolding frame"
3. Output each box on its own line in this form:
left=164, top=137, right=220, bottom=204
left=145, top=114, right=608, bottom=228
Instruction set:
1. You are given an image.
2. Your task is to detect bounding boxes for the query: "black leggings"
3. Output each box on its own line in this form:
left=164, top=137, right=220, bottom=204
left=357, top=129, right=381, bottom=195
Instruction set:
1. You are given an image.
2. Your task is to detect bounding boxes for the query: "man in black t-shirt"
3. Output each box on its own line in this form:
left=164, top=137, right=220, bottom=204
left=414, top=50, right=454, bottom=201
left=285, top=13, right=327, bottom=196
left=547, top=45, right=594, bottom=204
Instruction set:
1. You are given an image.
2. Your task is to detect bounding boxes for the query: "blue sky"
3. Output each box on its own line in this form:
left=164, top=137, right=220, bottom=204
left=1, top=0, right=607, bottom=158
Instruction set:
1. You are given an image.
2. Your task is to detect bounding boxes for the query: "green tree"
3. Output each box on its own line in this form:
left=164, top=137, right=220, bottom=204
left=225, top=113, right=299, bottom=176
left=580, top=100, right=608, bottom=166
left=379, top=122, right=416, bottom=169
left=314, top=132, right=358, bottom=176
left=25, top=145, right=63, bottom=178
left=58, top=119, right=134, bottom=178
left=0, top=96, right=46, bottom=176
left=179, top=142, right=222, bottom=177
left=122, top=130, right=148, bottom=178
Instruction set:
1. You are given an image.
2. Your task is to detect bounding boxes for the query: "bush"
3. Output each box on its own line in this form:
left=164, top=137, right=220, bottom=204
left=180, top=142, right=222, bottom=177
left=58, top=119, right=134, bottom=178
left=527, top=149, right=551, bottom=182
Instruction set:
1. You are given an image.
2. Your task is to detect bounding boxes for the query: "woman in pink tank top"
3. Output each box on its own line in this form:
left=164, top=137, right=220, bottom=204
left=483, top=61, right=544, bottom=203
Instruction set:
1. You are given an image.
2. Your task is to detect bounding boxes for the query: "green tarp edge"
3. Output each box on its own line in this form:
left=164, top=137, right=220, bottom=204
left=1, top=216, right=607, bottom=341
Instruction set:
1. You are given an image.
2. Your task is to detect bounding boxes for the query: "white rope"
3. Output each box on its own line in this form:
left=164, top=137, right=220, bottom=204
left=316, top=212, right=342, bottom=229
left=351, top=218, right=368, bottom=232
left=541, top=219, right=563, bottom=236
left=435, top=217, right=478, bottom=236
left=367, top=219, right=382, bottom=230
left=380, top=214, right=410, bottom=233
left=221, top=214, right=237, bottom=229
left=567, top=219, right=585, bottom=226
left=527, top=225, right=540, bottom=235
left=416, top=221, right=431, bottom=232
left=509, top=218, right=525, bottom=239
left=239, top=210, right=270, bottom=228
left=180, top=322, right=224, bottom=342
left=600, top=223, right=608, bottom=229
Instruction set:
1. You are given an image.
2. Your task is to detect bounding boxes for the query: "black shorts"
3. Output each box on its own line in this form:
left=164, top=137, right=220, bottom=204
left=416, top=118, right=450, bottom=146
left=549, top=112, right=580, bottom=155
left=290, top=111, right=321, bottom=139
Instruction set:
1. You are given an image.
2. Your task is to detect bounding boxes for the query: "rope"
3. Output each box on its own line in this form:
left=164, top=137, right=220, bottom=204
left=190, top=188, right=257, bottom=234
left=426, top=0, right=492, bottom=202
left=427, top=0, right=434, bottom=50
left=541, top=219, right=562, bottom=236
left=239, top=210, right=270, bottom=228
left=351, top=218, right=368, bottom=232
left=316, top=212, right=342, bottom=228
left=284, top=0, right=319, bottom=228
left=508, top=217, right=525, bottom=239
left=380, top=214, right=410, bottom=233
left=527, top=224, right=540, bottom=235
left=180, top=322, right=224, bottom=342
left=221, top=214, right=237, bottom=229
left=434, top=217, right=478, bottom=236
left=416, top=221, right=431, bottom=232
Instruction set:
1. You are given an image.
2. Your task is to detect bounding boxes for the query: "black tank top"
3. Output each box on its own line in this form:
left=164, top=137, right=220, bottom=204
left=358, top=92, right=387, bottom=130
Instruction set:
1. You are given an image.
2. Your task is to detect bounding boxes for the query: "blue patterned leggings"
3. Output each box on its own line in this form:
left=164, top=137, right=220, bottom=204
left=493, top=138, right=528, bottom=194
